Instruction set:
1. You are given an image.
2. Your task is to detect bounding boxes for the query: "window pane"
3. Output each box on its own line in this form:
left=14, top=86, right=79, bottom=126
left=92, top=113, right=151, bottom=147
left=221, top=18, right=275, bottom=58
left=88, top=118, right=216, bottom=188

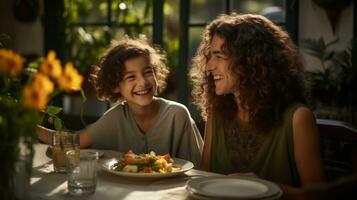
left=190, top=0, right=225, bottom=24
left=189, top=27, right=204, bottom=62
left=65, top=0, right=108, bottom=24
left=66, top=26, right=108, bottom=74
left=111, top=26, right=153, bottom=41
left=111, top=0, right=153, bottom=24
left=231, top=0, right=286, bottom=24
left=163, top=0, right=179, bottom=69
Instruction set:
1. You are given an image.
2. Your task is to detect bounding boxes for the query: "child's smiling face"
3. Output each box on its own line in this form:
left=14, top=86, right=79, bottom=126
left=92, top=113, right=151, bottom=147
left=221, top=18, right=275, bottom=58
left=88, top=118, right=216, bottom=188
left=114, top=55, right=158, bottom=107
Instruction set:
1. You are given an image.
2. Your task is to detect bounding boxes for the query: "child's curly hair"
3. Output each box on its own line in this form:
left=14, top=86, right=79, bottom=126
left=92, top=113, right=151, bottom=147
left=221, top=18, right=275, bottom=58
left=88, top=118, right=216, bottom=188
left=90, top=35, right=169, bottom=102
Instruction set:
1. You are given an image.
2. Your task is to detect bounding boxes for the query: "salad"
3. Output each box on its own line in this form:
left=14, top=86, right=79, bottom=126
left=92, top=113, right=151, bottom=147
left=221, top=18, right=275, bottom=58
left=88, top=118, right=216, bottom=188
left=112, top=150, right=180, bottom=173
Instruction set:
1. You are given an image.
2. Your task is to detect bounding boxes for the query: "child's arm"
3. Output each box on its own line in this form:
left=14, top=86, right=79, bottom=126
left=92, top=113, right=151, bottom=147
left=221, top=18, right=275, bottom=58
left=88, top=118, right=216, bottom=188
left=36, top=125, right=93, bottom=148
left=78, top=129, right=93, bottom=148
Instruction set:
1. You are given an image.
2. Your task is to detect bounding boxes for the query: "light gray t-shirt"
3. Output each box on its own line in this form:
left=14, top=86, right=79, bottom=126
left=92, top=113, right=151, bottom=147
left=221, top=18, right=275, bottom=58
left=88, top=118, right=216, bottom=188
left=86, top=97, right=203, bottom=166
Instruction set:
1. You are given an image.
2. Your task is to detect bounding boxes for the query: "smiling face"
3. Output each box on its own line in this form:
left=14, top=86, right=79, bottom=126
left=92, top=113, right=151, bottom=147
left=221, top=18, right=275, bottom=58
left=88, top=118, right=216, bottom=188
left=114, top=55, right=158, bottom=108
left=206, top=34, right=239, bottom=96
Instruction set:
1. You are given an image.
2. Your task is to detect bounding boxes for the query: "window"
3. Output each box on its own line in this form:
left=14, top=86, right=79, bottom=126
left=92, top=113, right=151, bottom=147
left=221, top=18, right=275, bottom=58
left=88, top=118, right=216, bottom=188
left=64, top=0, right=154, bottom=75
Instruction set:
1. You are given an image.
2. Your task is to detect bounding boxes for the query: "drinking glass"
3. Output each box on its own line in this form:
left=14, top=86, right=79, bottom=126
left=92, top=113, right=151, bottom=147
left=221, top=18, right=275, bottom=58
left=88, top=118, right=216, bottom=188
left=52, top=131, right=80, bottom=173
left=66, top=150, right=99, bottom=196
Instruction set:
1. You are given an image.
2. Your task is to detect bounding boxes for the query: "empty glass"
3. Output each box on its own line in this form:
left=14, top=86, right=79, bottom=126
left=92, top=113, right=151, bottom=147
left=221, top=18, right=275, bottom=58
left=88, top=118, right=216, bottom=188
left=66, top=150, right=99, bottom=196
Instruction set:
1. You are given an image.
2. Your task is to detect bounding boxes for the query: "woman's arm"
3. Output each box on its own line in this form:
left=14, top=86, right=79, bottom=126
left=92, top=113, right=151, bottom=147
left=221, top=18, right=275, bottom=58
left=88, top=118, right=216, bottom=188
left=36, top=125, right=93, bottom=148
left=293, top=107, right=325, bottom=186
left=199, top=113, right=213, bottom=171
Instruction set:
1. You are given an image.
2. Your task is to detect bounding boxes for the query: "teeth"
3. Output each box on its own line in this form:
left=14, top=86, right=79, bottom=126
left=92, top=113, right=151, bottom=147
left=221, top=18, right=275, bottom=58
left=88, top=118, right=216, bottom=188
left=213, top=75, right=223, bottom=80
left=134, top=89, right=150, bottom=95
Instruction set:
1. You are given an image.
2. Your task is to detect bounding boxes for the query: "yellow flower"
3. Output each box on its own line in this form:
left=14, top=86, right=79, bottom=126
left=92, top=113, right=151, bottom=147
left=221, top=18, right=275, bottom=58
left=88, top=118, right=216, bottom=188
left=32, top=73, right=55, bottom=95
left=23, top=85, right=49, bottom=110
left=39, top=50, right=62, bottom=79
left=0, top=49, right=25, bottom=77
left=57, top=62, right=83, bottom=92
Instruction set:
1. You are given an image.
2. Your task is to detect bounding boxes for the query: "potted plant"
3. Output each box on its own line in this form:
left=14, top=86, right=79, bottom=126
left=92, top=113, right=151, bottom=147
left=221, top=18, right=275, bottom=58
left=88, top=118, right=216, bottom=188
left=0, top=45, right=83, bottom=199
left=302, top=37, right=356, bottom=125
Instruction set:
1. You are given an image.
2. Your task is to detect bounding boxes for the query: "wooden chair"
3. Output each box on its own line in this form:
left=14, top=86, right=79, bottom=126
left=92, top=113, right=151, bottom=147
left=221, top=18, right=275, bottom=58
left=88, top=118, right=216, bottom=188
left=316, top=118, right=357, bottom=181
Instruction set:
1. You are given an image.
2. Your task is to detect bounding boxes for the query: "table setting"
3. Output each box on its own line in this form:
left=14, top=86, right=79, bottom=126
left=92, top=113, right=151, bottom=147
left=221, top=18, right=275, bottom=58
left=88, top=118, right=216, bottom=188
left=30, top=143, right=283, bottom=200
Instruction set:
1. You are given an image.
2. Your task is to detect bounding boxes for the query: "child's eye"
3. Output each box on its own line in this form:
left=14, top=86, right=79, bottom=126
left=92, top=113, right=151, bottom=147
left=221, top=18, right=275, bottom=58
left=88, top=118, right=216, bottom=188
left=125, top=75, right=135, bottom=80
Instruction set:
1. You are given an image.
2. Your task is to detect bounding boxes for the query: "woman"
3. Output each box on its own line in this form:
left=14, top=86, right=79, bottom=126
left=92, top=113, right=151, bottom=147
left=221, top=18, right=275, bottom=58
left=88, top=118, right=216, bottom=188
left=190, top=13, right=325, bottom=187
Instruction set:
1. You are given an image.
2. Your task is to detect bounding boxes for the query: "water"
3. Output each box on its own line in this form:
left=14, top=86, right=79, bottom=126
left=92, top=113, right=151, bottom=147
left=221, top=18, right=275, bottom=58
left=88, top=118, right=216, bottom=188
left=66, top=150, right=98, bottom=196
left=68, top=178, right=96, bottom=195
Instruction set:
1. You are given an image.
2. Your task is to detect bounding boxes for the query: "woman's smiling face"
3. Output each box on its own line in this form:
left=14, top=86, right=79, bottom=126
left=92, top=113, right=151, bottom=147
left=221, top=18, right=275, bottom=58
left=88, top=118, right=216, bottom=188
left=114, top=55, right=158, bottom=107
left=206, top=34, right=239, bottom=96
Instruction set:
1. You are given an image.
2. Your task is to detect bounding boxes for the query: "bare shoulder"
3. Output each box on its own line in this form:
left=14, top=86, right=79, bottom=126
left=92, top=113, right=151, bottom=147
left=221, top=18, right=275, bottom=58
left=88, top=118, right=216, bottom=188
left=291, top=106, right=319, bottom=145
left=291, top=106, right=319, bottom=142
left=292, top=106, right=316, bottom=127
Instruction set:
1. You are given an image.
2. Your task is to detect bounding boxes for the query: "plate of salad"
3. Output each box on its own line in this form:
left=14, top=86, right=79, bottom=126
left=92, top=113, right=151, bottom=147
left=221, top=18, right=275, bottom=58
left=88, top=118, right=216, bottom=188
left=99, top=150, right=194, bottom=178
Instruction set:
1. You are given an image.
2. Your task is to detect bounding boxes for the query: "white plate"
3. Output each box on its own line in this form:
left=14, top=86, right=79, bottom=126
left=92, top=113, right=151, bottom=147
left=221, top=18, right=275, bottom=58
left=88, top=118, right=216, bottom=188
left=81, top=149, right=104, bottom=158
left=99, top=157, right=194, bottom=178
left=187, top=189, right=282, bottom=200
left=187, top=176, right=282, bottom=199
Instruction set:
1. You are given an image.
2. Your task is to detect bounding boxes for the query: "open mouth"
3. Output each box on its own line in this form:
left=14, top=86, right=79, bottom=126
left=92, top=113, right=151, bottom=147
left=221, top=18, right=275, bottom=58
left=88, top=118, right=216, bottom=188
left=213, top=75, right=224, bottom=81
left=133, top=88, right=151, bottom=96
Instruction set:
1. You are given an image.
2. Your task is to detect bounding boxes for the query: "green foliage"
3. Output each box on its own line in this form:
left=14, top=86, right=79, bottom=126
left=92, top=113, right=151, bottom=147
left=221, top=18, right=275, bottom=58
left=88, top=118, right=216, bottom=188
left=302, top=38, right=356, bottom=109
left=63, top=0, right=153, bottom=75
left=0, top=33, right=11, bottom=48
left=42, top=105, right=63, bottom=130
left=0, top=81, right=38, bottom=200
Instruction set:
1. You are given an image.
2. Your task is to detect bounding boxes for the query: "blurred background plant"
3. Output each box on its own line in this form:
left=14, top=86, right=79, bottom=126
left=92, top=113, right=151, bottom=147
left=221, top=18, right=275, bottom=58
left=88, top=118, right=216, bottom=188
left=0, top=35, right=83, bottom=199
left=302, top=38, right=357, bottom=125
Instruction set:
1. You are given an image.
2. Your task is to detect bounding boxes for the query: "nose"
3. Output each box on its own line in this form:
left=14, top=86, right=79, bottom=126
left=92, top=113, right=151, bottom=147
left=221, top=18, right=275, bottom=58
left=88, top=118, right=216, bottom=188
left=137, top=74, right=149, bottom=87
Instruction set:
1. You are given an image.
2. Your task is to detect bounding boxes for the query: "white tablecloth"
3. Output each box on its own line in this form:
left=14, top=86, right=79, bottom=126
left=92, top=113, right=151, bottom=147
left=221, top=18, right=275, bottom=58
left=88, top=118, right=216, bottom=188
left=30, top=143, right=218, bottom=200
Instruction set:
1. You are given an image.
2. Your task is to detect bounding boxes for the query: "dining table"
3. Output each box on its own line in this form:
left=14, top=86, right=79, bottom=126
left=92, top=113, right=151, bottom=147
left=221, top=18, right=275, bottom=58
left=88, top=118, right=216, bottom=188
left=29, top=143, right=219, bottom=200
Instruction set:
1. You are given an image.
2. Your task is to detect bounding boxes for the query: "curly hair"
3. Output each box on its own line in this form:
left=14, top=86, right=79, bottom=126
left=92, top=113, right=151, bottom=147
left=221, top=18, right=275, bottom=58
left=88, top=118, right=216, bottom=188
left=90, top=35, right=169, bottom=102
left=190, top=13, right=306, bottom=132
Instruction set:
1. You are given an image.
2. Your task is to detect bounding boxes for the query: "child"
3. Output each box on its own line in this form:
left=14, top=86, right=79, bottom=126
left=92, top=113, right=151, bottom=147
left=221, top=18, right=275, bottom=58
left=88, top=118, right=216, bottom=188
left=38, top=35, right=203, bottom=166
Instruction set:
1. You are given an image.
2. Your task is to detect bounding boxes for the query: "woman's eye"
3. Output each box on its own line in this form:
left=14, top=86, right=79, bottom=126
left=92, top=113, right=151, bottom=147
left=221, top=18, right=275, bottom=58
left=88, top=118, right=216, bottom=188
left=144, top=70, right=154, bottom=76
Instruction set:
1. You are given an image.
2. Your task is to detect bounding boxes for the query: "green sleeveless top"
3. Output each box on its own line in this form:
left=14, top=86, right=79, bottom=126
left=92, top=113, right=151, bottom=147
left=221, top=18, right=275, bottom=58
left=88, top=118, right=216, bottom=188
left=210, top=103, right=302, bottom=186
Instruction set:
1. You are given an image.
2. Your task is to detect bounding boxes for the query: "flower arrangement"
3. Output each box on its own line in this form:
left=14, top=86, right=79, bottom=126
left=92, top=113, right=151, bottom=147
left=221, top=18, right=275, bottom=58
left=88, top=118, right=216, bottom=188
left=0, top=48, right=83, bottom=199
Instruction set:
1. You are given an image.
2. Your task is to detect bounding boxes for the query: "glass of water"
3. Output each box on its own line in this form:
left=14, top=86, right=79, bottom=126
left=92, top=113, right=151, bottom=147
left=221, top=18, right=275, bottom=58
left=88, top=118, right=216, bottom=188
left=66, top=150, right=99, bottom=196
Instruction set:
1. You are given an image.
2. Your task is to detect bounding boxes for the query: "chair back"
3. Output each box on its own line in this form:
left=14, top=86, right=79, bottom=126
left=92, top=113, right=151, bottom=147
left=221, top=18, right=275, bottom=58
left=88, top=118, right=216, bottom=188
left=317, top=118, right=357, bottom=181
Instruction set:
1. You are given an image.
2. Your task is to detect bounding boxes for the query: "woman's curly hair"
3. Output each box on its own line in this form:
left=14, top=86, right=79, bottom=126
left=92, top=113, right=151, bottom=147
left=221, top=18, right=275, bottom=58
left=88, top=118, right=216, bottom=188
left=190, top=13, right=306, bottom=132
left=90, top=35, right=169, bottom=102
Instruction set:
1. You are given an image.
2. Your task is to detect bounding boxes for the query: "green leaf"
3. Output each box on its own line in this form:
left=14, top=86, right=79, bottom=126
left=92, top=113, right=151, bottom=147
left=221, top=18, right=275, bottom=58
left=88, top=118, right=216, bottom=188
left=28, top=58, right=44, bottom=69
left=54, top=117, right=63, bottom=131
left=45, top=105, right=63, bottom=115
left=38, top=114, right=44, bottom=125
